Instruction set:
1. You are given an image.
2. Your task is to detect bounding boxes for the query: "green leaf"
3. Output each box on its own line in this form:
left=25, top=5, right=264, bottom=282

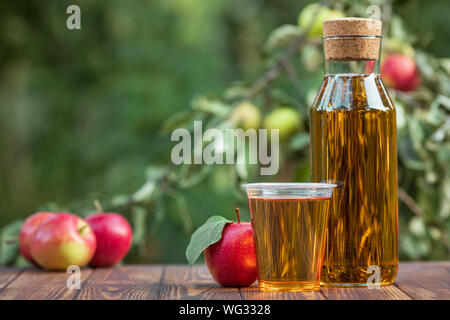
left=222, top=85, right=250, bottom=101
left=192, top=96, right=230, bottom=117
left=301, top=44, right=322, bottom=72
left=415, top=51, right=434, bottom=80
left=111, top=194, right=130, bottom=208
left=132, top=180, right=156, bottom=202
left=289, top=132, right=310, bottom=150
left=131, top=206, right=147, bottom=245
left=14, top=255, right=31, bottom=267
left=186, top=215, right=232, bottom=266
left=161, top=109, right=197, bottom=133
left=145, top=166, right=167, bottom=181
left=436, top=94, right=450, bottom=111
left=390, top=15, right=409, bottom=42
left=151, top=196, right=166, bottom=234
left=173, top=193, right=193, bottom=234
left=0, top=220, right=23, bottom=266
left=400, top=233, right=431, bottom=259
left=265, top=24, right=301, bottom=51
left=179, top=165, right=213, bottom=189
left=409, top=216, right=426, bottom=237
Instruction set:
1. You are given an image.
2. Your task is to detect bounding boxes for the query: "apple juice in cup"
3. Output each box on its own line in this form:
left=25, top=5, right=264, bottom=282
left=243, top=183, right=336, bottom=291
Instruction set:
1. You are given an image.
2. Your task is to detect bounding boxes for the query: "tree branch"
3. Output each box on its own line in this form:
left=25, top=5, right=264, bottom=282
left=244, top=0, right=330, bottom=100
left=398, top=187, right=425, bottom=218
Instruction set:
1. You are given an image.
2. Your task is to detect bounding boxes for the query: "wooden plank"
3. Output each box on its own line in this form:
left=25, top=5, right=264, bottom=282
left=320, top=284, right=411, bottom=300
left=241, top=284, right=326, bottom=300
left=0, top=267, right=23, bottom=292
left=395, top=261, right=450, bottom=300
left=159, top=265, right=242, bottom=300
left=0, top=262, right=447, bottom=300
left=0, top=267, right=93, bottom=300
left=76, top=265, right=163, bottom=300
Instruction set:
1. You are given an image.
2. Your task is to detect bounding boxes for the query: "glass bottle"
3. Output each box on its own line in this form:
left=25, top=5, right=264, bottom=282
left=309, top=18, right=398, bottom=286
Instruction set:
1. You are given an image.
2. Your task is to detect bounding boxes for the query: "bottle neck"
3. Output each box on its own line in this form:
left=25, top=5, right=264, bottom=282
left=325, top=59, right=380, bottom=76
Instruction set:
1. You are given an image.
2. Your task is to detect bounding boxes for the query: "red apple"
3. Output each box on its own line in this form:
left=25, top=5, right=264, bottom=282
left=19, top=211, right=54, bottom=265
left=85, top=213, right=132, bottom=267
left=381, top=54, right=421, bottom=92
left=204, top=209, right=257, bottom=287
left=30, top=213, right=96, bottom=271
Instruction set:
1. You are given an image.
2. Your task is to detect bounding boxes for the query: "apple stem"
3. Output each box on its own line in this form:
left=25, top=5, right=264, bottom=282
left=78, top=224, right=89, bottom=235
left=94, top=199, right=104, bottom=213
left=235, top=208, right=241, bottom=223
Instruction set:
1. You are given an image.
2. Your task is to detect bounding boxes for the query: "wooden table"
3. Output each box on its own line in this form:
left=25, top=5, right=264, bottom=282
left=0, top=261, right=448, bottom=300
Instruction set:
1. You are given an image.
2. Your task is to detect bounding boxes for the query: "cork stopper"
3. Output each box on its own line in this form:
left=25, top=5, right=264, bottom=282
left=322, top=18, right=382, bottom=61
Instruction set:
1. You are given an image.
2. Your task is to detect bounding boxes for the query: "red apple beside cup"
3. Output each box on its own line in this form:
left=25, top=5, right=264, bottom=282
left=204, top=219, right=257, bottom=287
left=187, top=208, right=257, bottom=287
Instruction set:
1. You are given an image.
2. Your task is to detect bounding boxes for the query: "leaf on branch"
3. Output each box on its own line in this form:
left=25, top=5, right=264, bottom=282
left=145, top=166, right=167, bottom=181
left=300, top=44, right=322, bottom=72
left=265, top=24, right=302, bottom=52
left=174, top=194, right=193, bottom=234
left=192, top=96, right=231, bottom=117
left=0, top=220, right=23, bottom=266
left=132, top=166, right=167, bottom=203
left=436, top=95, right=450, bottom=112
left=222, top=85, right=251, bottom=101
left=179, top=165, right=213, bottom=189
left=290, top=132, right=310, bottom=150
left=151, top=196, right=166, bottom=234
left=415, top=51, right=435, bottom=81
left=390, top=15, right=414, bottom=43
left=401, top=233, right=431, bottom=260
left=110, top=194, right=131, bottom=208
left=161, top=109, right=198, bottom=133
left=132, top=180, right=156, bottom=203
left=131, top=206, right=147, bottom=245
left=185, top=215, right=232, bottom=266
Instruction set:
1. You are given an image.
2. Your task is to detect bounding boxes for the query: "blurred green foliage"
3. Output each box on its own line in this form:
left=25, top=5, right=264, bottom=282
left=0, top=0, right=449, bottom=265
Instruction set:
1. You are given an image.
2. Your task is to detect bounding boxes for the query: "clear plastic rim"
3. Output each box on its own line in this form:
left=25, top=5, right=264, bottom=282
left=242, top=183, right=337, bottom=189
left=242, top=182, right=337, bottom=199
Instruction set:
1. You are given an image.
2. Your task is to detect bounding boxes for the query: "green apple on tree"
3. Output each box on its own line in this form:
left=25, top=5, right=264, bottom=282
left=263, top=107, right=302, bottom=142
left=298, top=3, right=345, bottom=38
left=230, top=101, right=261, bottom=131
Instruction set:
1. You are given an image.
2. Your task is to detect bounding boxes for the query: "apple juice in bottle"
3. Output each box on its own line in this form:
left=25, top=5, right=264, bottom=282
left=309, top=18, right=398, bottom=286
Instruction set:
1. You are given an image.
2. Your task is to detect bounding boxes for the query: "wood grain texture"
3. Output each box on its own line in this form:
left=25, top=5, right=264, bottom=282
left=241, top=284, right=326, bottom=300
left=320, top=284, right=411, bottom=300
left=76, top=265, right=163, bottom=300
left=0, top=267, right=23, bottom=291
left=395, top=261, right=450, bottom=300
left=158, top=265, right=242, bottom=300
left=0, top=267, right=93, bottom=300
left=0, top=262, right=448, bottom=300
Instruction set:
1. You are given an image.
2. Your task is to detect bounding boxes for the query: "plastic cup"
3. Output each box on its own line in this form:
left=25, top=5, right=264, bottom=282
left=243, top=183, right=336, bottom=291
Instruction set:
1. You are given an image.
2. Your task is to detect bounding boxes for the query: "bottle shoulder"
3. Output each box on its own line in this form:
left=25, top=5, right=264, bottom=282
left=310, top=73, right=396, bottom=113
